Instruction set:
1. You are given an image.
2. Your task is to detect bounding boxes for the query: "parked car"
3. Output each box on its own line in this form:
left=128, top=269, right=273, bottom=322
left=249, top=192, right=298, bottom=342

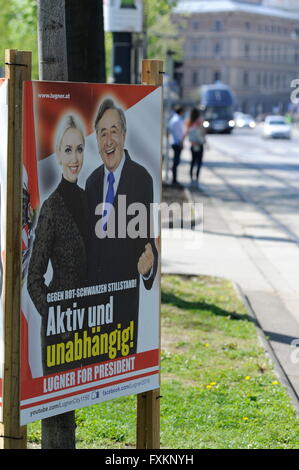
left=262, top=115, right=292, bottom=139
left=234, top=112, right=256, bottom=129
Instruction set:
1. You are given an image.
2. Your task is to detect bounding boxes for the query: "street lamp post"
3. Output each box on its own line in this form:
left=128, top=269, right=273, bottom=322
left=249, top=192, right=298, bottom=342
left=113, top=32, right=132, bottom=83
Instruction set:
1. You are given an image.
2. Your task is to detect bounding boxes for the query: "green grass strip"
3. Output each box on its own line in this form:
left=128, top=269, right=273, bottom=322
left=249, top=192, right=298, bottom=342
left=28, top=275, right=299, bottom=449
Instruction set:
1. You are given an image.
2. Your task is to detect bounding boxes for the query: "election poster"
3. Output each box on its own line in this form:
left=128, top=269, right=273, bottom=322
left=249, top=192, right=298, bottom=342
left=20, top=81, right=162, bottom=425
left=0, top=78, right=8, bottom=421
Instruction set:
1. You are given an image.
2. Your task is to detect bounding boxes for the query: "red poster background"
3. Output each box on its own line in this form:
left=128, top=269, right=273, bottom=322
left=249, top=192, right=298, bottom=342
left=20, top=81, right=161, bottom=423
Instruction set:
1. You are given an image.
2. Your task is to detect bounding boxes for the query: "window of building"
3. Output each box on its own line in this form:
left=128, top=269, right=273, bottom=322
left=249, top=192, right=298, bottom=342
left=276, top=74, right=280, bottom=90
left=284, top=46, right=288, bottom=63
left=277, top=45, right=282, bottom=63
left=271, top=44, right=275, bottom=63
left=213, top=20, right=223, bottom=32
left=214, top=42, right=221, bottom=55
left=263, top=73, right=268, bottom=88
left=214, top=70, right=221, bottom=81
left=192, top=71, right=198, bottom=87
left=244, top=43, right=250, bottom=58
left=243, top=71, right=249, bottom=87
left=192, top=20, right=200, bottom=31
left=257, top=72, right=261, bottom=87
left=202, top=39, right=207, bottom=57
left=191, top=42, right=198, bottom=57
left=264, top=45, right=268, bottom=61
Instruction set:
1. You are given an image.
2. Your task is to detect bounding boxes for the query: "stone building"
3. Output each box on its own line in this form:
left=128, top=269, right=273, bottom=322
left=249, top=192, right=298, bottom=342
left=172, top=0, right=299, bottom=115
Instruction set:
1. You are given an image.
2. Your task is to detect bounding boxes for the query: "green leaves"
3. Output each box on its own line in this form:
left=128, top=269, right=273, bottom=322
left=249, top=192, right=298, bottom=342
left=0, top=0, right=38, bottom=76
left=27, top=274, right=299, bottom=449
left=144, top=0, right=182, bottom=60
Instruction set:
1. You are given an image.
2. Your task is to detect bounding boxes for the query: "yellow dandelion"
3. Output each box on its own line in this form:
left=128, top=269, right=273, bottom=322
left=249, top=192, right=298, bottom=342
left=203, top=343, right=209, bottom=347
left=243, top=417, right=249, bottom=421
left=272, top=381, right=279, bottom=385
left=210, top=382, right=217, bottom=386
left=244, top=376, right=251, bottom=380
left=206, top=384, right=212, bottom=389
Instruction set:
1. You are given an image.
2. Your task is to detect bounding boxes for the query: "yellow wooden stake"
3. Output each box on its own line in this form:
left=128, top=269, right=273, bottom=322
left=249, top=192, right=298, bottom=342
left=136, top=59, right=164, bottom=450
left=0, top=49, right=31, bottom=449
left=142, top=60, right=164, bottom=86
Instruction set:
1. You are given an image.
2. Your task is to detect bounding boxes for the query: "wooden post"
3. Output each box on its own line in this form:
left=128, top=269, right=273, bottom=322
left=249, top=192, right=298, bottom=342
left=136, top=59, right=163, bottom=450
left=142, top=60, right=164, bottom=87
left=0, top=49, right=31, bottom=449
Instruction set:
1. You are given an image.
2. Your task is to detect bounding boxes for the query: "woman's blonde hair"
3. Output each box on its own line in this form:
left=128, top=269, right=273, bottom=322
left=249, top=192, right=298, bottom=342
left=55, top=113, right=85, bottom=154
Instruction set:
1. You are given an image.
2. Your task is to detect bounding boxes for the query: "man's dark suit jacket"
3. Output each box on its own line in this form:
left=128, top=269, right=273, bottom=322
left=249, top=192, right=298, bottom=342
left=85, top=150, right=158, bottom=357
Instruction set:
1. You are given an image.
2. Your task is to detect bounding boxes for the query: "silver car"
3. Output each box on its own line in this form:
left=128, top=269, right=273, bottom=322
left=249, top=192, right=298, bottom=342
left=234, top=112, right=256, bottom=129
left=263, top=115, right=292, bottom=139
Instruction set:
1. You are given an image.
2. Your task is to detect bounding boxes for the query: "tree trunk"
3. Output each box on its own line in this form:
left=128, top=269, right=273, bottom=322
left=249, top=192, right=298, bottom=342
left=37, top=0, right=106, bottom=449
left=37, top=0, right=68, bottom=81
left=41, top=412, right=76, bottom=449
left=38, top=0, right=106, bottom=83
left=65, top=0, right=106, bottom=83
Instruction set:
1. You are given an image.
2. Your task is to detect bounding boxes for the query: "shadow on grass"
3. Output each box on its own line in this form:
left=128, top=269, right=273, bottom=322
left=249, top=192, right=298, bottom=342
left=161, top=291, right=256, bottom=324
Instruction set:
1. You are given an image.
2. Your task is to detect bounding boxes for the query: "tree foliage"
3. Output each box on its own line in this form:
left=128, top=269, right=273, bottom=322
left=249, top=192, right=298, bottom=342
left=0, top=0, right=181, bottom=79
left=144, top=0, right=176, bottom=28
left=0, top=0, right=38, bottom=77
left=144, top=0, right=182, bottom=60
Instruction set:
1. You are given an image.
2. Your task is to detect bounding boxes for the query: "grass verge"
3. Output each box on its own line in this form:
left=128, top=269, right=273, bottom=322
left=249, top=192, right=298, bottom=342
left=28, top=274, right=299, bottom=449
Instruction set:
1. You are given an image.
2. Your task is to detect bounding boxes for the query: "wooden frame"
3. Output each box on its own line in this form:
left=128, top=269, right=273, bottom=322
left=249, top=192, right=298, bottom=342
left=0, top=49, right=31, bottom=450
left=0, top=54, right=162, bottom=450
left=136, top=59, right=163, bottom=450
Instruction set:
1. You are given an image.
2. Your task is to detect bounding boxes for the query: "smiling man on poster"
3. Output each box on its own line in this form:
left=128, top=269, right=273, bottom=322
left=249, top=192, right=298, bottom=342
left=85, top=98, right=158, bottom=357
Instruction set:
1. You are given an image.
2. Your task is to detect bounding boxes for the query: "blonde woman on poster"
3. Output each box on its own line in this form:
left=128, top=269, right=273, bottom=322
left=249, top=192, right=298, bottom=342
left=27, top=113, right=89, bottom=375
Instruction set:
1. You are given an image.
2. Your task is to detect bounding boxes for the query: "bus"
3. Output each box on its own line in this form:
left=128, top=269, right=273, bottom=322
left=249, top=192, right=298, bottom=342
left=199, top=82, right=236, bottom=133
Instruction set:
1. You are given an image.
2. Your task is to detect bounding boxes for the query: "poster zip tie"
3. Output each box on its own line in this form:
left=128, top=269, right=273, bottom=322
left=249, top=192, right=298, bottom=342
left=145, top=70, right=164, bottom=74
left=5, top=62, right=28, bottom=67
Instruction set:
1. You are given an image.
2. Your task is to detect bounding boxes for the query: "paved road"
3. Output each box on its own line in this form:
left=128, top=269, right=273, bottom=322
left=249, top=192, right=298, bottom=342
left=162, top=126, right=299, bottom=406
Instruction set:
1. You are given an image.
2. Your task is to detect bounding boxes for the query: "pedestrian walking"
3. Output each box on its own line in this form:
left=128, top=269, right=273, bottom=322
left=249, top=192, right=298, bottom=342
left=168, top=105, right=185, bottom=185
left=186, top=107, right=206, bottom=185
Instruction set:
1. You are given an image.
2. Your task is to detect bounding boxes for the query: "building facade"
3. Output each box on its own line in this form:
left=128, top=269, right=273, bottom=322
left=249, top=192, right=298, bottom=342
left=172, top=0, right=299, bottom=115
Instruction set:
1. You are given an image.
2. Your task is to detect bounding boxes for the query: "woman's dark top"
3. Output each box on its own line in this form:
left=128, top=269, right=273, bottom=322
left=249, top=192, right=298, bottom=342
left=27, top=177, right=89, bottom=318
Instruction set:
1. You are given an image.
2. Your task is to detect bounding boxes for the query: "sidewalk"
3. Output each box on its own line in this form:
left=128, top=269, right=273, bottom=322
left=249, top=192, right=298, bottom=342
left=161, top=145, right=299, bottom=414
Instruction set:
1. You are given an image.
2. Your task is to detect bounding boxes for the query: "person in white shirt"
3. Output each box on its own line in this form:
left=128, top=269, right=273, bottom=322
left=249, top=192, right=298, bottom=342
left=168, top=105, right=185, bottom=184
